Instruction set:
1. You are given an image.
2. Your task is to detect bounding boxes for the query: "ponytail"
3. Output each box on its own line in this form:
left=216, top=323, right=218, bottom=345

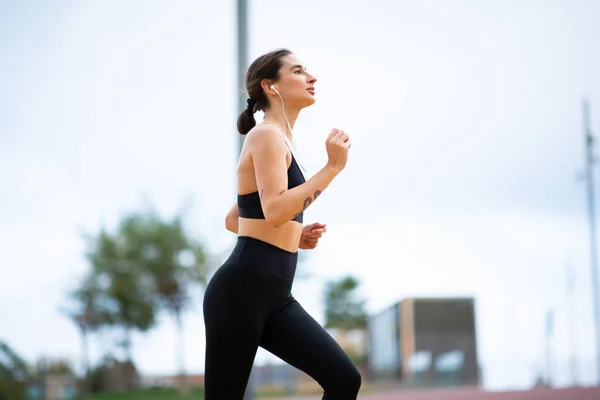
left=237, top=105, right=256, bottom=135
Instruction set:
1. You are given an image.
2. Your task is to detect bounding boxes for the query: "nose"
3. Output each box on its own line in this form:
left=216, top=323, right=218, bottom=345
left=307, top=72, right=317, bottom=84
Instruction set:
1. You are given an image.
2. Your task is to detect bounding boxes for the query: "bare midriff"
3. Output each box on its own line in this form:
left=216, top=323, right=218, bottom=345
left=238, top=218, right=302, bottom=253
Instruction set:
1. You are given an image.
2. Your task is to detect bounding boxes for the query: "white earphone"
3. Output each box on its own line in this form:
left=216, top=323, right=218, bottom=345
left=268, top=84, right=308, bottom=178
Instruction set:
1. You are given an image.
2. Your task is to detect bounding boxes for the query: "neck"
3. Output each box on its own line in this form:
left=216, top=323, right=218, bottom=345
left=263, top=102, right=300, bottom=141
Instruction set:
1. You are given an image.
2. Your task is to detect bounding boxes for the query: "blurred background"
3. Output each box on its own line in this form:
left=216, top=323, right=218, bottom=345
left=2, top=0, right=600, bottom=399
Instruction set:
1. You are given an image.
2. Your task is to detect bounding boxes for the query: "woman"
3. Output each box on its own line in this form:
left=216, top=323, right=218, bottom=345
left=203, top=48, right=361, bottom=399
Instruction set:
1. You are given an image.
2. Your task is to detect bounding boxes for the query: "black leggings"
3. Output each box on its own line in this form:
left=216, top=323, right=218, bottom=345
left=203, top=236, right=361, bottom=399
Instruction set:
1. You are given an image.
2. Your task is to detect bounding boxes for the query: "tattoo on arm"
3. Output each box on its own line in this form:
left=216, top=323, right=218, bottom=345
left=294, top=189, right=322, bottom=217
left=302, top=197, right=312, bottom=210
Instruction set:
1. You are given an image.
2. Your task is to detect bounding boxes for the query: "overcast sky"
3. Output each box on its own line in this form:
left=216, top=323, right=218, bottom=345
left=2, top=0, right=600, bottom=391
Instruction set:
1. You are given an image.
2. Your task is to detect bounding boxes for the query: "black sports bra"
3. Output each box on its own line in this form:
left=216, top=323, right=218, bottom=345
left=238, top=153, right=306, bottom=223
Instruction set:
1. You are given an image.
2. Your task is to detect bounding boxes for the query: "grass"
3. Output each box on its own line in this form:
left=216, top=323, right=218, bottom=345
left=90, top=387, right=205, bottom=400
left=89, top=386, right=292, bottom=400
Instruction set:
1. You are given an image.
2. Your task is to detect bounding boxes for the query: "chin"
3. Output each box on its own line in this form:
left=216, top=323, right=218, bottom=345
left=293, top=94, right=316, bottom=110
left=302, top=96, right=316, bottom=108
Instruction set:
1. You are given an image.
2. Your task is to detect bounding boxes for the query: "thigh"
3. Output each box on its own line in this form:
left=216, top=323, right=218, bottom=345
left=203, top=266, right=263, bottom=399
left=259, top=297, right=359, bottom=388
left=203, top=325, right=259, bottom=400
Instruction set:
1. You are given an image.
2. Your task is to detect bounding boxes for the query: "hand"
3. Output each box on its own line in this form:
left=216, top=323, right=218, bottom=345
left=325, top=128, right=351, bottom=172
left=299, top=222, right=327, bottom=250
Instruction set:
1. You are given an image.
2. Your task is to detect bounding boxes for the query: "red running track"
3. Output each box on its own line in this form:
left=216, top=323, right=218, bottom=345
left=266, top=386, right=600, bottom=400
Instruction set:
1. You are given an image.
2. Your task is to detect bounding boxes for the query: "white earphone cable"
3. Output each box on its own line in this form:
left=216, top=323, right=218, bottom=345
left=272, top=88, right=309, bottom=180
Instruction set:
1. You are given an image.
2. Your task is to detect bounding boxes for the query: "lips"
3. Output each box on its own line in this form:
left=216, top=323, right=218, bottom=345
left=307, top=87, right=315, bottom=95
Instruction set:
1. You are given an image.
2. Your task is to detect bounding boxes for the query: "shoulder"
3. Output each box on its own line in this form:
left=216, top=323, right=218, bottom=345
left=245, top=123, right=287, bottom=152
left=246, top=123, right=284, bottom=142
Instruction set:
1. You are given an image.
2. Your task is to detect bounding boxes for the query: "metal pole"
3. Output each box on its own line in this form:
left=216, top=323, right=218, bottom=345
left=545, top=309, right=553, bottom=386
left=583, top=97, right=600, bottom=384
left=566, top=260, right=578, bottom=385
left=237, top=0, right=248, bottom=155
left=237, top=1, right=255, bottom=398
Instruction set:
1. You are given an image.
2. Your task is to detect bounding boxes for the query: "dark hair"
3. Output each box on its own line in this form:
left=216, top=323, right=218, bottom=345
left=237, top=48, right=292, bottom=135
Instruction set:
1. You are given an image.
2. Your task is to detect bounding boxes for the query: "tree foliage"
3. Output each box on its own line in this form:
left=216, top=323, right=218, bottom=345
left=0, top=341, right=29, bottom=400
left=84, top=226, right=158, bottom=360
left=65, top=205, right=212, bottom=393
left=323, top=275, right=368, bottom=331
left=112, top=209, right=210, bottom=394
left=118, top=210, right=209, bottom=319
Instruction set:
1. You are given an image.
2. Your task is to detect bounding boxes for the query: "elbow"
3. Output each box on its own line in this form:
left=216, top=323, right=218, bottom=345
left=263, top=208, right=286, bottom=229
left=225, top=214, right=237, bottom=233
left=262, top=196, right=291, bottom=228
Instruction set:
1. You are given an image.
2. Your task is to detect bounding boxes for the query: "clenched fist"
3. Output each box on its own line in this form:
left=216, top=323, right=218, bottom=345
left=325, top=128, right=351, bottom=172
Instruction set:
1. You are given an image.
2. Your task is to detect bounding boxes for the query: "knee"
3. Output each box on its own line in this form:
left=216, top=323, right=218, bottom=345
left=345, top=366, right=362, bottom=395
left=325, top=366, right=362, bottom=398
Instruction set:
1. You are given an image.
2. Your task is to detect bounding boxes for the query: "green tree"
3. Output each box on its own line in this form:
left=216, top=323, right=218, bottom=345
left=323, top=275, right=368, bottom=330
left=61, top=273, right=107, bottom=398
left=323, top=275, right=368, bottom=366
left=84, top=227, right=158, bottom=365
left=0, top=341, right=29, bottom=400
left=116, top=209, right=210, bottom=395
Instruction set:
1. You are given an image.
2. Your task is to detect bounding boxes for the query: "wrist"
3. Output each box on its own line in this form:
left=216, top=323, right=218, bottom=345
left=323, top=163, right=342, bottom=175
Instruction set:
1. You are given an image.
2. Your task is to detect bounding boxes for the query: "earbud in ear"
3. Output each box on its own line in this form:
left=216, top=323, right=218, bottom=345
left=270, top=85, right=275, bottom=90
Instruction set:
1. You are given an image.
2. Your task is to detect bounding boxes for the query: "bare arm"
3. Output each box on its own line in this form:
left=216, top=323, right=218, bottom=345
left=225, top=201, right=239, bottom=234
left=250, top=126, right=345, bottom=228
left=265, top=166, right=338, bottom=226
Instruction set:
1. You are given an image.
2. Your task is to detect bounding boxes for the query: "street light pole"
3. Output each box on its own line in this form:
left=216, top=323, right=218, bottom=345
left=582, top=97, right=600, bottom=384
left=237, top=1, right=255, bottom=398
left=237, top=0, right=248, bottom=155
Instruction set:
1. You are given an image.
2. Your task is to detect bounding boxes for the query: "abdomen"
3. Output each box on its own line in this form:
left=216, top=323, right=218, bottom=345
left=237, top=218, right=303, bottom=253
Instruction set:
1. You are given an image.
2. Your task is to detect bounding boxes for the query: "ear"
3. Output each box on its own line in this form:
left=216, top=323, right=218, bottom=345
left=260, top=79, right=277, bottom=95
